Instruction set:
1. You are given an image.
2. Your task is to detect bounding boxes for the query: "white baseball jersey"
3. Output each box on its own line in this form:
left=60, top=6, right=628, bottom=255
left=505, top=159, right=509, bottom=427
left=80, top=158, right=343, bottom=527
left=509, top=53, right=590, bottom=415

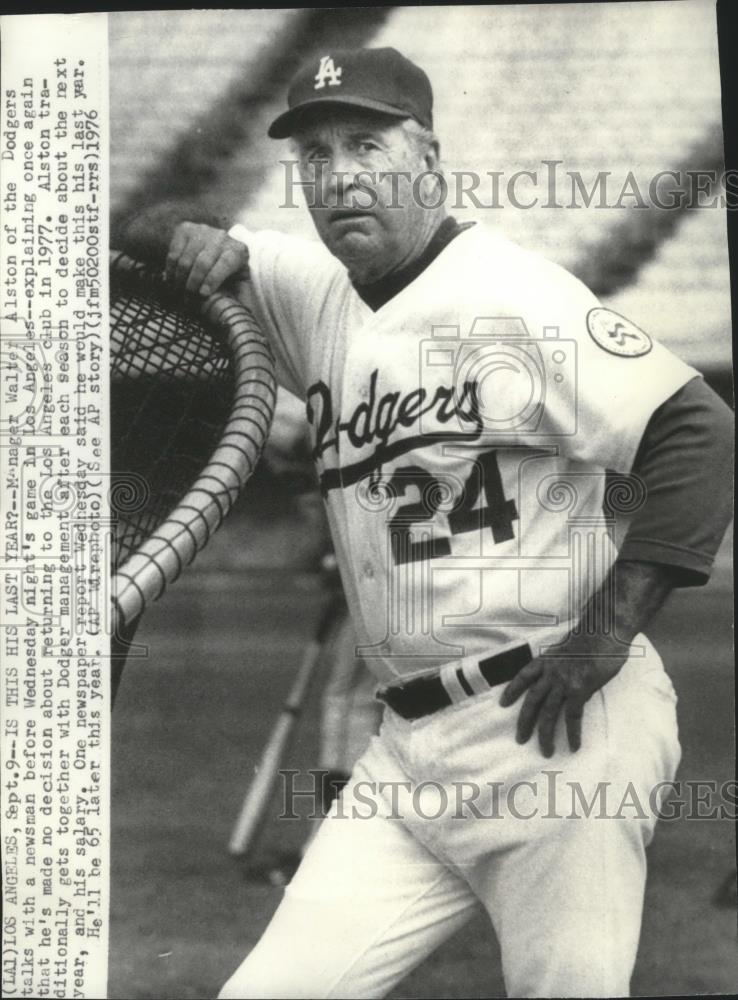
left=231, top=222, right=698, bottom=685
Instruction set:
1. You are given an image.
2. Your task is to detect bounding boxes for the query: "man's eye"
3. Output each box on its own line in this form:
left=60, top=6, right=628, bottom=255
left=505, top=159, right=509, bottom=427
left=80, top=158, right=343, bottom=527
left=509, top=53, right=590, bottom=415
left=357, top=141, right=379, bottom=153
left=306, top=150, right=329, bottom=162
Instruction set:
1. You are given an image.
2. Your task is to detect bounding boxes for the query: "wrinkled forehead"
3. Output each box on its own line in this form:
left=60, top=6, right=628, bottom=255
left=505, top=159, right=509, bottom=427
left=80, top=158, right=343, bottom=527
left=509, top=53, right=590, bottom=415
left=292, top=106, right=410, bottom=147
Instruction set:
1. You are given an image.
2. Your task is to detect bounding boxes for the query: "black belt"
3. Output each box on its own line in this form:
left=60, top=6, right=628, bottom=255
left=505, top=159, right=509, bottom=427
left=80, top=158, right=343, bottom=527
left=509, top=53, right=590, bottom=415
left=377, top=644, right=532, bottom=721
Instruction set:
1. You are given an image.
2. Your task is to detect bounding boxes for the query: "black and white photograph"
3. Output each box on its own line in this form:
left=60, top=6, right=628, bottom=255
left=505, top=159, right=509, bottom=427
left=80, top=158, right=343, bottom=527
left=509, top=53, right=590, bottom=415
left=1, top=3, right=735, bottom=998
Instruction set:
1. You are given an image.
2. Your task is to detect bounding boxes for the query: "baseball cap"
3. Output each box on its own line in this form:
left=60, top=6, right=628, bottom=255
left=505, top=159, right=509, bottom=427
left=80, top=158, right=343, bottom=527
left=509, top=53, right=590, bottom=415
left=268, top=47, right=433, bottom=139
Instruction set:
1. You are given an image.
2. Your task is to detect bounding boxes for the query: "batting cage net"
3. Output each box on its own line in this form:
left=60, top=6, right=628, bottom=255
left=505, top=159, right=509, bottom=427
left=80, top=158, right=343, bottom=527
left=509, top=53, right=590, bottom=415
left=109, top=251, right=277, bottom=632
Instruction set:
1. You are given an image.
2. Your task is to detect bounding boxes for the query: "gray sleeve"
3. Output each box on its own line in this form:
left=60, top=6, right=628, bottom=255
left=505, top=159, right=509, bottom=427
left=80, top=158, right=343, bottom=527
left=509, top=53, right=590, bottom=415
left=617, top=377, right=733, bottom=586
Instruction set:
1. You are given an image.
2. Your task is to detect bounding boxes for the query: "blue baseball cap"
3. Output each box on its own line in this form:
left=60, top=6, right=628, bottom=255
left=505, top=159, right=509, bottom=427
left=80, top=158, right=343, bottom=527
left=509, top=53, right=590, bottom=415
left=268, top=47, right=434, bottom=139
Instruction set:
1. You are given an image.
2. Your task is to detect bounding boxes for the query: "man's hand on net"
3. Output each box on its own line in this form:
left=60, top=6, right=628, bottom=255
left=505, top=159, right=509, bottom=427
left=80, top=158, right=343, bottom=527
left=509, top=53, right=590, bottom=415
left=165, top=223, right=249, bottom=296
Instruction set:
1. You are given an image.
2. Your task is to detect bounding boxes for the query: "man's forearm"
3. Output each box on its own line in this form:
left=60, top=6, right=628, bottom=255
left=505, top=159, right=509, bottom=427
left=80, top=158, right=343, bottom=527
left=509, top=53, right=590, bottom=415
left=575, top=559, right=675, bottom=652
left=116, top=201, right=229, bottom=264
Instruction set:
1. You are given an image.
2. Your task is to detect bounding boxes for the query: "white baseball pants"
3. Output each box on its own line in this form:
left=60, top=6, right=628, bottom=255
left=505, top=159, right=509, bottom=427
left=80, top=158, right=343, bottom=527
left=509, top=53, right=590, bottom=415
left=219, top=635, right=680, bottom=999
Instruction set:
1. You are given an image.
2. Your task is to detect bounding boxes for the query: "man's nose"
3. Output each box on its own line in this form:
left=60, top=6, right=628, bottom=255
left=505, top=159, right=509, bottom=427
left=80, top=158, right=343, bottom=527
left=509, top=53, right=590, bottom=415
left=326, top=153, right=362, bottom=198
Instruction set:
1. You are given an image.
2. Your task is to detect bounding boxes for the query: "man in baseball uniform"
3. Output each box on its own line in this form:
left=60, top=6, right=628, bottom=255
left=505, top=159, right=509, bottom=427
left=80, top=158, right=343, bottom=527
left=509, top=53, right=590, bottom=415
left=159, top=48, right=732, bottom=999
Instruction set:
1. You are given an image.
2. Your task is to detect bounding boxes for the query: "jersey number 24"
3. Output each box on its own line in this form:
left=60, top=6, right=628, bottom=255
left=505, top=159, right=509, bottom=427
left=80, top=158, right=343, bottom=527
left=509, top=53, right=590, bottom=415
left=385, top=450, right=518, bottom=564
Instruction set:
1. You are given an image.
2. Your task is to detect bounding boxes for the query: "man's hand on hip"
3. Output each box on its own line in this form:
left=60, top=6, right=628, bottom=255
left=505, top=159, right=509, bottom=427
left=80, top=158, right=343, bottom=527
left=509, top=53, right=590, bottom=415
left=499, top=637, right=628, bottom=758
left=165, top=223, right=249, bottom=296
left=499, top=559, right=676, bottom=758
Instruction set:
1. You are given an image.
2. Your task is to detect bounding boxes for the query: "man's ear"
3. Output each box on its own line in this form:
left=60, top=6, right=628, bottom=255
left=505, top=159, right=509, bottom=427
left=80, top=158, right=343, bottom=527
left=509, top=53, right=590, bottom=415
left=424, top=139, right=441, bottom=172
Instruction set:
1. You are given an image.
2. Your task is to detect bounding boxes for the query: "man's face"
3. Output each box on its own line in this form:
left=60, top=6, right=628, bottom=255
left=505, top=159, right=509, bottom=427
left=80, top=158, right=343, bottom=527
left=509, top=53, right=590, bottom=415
left=292, top=109, right=441, bottom=284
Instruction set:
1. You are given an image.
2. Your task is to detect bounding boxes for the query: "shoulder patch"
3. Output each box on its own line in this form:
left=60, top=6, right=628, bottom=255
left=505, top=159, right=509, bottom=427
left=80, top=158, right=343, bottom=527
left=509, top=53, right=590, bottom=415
left=586, top=308, right=652, bottom=357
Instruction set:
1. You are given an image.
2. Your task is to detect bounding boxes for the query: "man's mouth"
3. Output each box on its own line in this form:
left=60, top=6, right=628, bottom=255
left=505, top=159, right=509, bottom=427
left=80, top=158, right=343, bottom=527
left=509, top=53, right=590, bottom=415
left=329, top=208, right=374, bottom=223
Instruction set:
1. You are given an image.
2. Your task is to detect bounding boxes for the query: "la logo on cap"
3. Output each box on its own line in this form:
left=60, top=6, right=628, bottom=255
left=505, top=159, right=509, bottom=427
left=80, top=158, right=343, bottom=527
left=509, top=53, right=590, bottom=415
left=314, top=55, right=342, bottom=89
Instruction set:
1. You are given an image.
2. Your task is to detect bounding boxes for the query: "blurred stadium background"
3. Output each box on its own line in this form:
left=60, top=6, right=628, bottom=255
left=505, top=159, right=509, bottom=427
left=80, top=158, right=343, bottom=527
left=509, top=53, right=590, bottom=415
left=107, top=4, right=734, bottom=998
